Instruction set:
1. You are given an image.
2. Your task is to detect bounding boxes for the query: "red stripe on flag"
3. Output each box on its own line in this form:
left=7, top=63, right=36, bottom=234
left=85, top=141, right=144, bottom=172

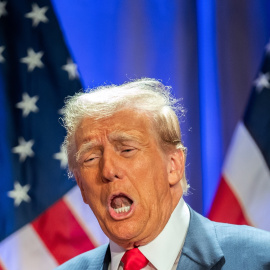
left=208, top=176, right=250, bottom=225
left=32, top=199, right=96, bottom=264
left=0, top=260, right=6, bottom=270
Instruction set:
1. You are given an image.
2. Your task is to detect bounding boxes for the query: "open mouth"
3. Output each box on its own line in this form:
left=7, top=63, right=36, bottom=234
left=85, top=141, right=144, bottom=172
left=109, top=193, right=134, bottom=219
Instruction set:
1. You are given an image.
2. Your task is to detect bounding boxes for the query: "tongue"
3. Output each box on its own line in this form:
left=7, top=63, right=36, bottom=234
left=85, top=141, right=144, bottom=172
left=111, top=196, right=132, bottom=209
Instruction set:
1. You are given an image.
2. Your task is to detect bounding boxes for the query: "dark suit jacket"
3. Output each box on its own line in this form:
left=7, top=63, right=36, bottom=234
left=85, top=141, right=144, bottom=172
left=55, top=206, right=270, bottom=269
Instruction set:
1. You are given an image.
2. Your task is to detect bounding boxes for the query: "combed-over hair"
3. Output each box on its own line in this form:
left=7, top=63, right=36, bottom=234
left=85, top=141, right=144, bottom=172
left=62, top=78, right=189, bottom=193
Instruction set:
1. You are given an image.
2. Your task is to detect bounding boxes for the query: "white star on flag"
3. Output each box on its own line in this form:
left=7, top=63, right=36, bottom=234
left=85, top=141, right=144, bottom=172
left=62, top=58, right=79, bottom=80
left=8, top=181, right=31, bottom=207
left=0, top=1, right=7, bottom=18
left=25, top=3, right=49, bottom=27
left=53, top=145, right=68, bottom=168
left=12, top=137, right=35, bottom=162
left=254, top=73, right=270, bottom=92
left=16, top=92, right=39, bottom=117
left=20, top=48, right=44, bottom=71
left=0, top=45, right=5, bottom=63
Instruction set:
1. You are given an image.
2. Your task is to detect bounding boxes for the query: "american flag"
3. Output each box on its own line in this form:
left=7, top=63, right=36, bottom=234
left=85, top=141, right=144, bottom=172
left=0, top=0, right=107, bottom=269
left=208, top=41, right=270, bottom=231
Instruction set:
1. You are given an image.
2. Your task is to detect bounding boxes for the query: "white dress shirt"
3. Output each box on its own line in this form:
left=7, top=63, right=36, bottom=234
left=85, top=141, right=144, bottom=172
left=109, top=197, right=190, bottom=270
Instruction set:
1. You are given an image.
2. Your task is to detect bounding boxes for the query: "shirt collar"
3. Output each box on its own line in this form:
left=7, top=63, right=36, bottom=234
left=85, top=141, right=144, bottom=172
left=110, top=197, right=190, bottom=270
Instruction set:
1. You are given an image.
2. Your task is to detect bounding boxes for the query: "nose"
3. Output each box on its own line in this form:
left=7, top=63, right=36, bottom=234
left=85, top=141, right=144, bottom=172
left=100, top=150, right=122, bottom=182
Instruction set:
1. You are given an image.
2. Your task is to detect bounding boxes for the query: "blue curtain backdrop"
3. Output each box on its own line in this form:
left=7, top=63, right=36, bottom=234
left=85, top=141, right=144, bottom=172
left=2, top=0, right=270, bottom=215
left=38, top=0, right=270, bottom=214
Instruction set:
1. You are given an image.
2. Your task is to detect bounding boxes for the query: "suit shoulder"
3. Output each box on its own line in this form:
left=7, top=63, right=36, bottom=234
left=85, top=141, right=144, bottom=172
left=214, top=222, right=270, bottom=265
left=214, top=222, right=270, bottom=247
left=55, top=244, right=108, bottom=270
left=187, top=207, right=270, bottom=268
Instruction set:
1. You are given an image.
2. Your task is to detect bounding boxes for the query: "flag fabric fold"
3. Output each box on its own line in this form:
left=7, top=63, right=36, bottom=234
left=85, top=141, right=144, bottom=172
left=208, top=41, right=270, bottom=231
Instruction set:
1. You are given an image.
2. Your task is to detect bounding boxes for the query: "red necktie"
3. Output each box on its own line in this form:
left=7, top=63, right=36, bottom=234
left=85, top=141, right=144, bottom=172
left=121, top=248, right=149, bottom=270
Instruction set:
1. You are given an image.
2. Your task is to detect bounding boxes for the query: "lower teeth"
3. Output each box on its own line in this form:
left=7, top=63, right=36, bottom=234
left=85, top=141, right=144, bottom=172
left=114, top=205, right=131, bottom=214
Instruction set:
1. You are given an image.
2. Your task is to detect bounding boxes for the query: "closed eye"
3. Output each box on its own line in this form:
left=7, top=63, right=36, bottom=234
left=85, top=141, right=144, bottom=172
left=122, top=148, right=134, bottom=152
left=121, top=147, right=137, bottom=157
left=85, top=157, right=96, bottom=162
left=84, top=154, right=101, bottom=165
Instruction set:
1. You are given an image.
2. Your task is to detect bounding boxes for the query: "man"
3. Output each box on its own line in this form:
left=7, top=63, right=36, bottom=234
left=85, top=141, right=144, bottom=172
left=56, top=79, right=270, bottom=270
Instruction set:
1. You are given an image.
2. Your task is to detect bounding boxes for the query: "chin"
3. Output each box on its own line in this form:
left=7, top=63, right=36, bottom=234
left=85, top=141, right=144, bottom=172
left=106, top=223, right=145, bottom=246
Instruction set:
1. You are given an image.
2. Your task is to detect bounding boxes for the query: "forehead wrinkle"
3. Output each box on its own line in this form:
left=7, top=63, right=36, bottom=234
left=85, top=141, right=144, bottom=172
left=108, top=130, right=144, bottom=144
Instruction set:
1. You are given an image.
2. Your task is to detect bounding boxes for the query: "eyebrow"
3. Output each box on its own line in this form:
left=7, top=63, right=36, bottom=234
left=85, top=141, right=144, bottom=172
left=75, top=140, right=99, bottom=162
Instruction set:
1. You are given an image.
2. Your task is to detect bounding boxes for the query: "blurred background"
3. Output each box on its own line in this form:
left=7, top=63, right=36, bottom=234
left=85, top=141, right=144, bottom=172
left=0, top=0, right=270, bottom=269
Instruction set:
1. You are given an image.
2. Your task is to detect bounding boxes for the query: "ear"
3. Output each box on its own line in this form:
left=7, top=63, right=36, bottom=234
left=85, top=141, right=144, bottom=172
left=167, top=149, right=185, bottom=186
left=74, top=170, right=87, bottom=204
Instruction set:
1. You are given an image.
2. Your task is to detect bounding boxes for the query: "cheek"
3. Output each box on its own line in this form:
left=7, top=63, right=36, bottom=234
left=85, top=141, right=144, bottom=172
left=132, top=156, right=169, bottom=198
left=84, top=185, right=107, bottom=222
left=80, top=170, right=104, bottom=205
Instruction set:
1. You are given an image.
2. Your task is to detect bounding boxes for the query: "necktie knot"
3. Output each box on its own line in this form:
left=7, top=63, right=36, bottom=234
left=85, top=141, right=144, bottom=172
left=121, top=248, right=149, bottom=270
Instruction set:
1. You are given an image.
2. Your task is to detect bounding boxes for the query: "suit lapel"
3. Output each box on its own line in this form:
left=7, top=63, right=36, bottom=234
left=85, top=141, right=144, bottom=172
left=78, top=244, right=109, bottom=270
left=177, top=206, right=225, bottom=269
left=101, top=245, right=111, bottom=270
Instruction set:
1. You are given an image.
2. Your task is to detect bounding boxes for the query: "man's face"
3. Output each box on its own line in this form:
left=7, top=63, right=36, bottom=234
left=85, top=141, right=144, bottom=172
left=74, top=110, right=184, bottom=249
